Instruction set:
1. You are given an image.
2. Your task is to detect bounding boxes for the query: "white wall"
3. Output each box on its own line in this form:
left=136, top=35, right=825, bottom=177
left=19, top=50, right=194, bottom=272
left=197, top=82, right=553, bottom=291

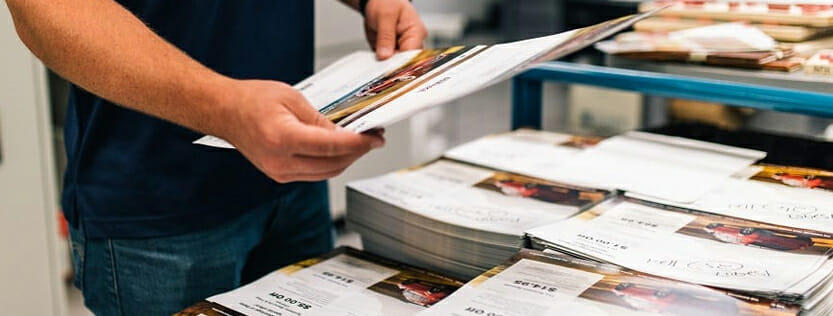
left=0, top=3, right=68, bottom=316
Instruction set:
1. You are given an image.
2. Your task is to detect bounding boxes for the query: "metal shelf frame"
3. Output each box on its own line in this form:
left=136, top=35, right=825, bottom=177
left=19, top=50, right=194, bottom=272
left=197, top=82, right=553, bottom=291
left=511, top=61, right=833, bottom=129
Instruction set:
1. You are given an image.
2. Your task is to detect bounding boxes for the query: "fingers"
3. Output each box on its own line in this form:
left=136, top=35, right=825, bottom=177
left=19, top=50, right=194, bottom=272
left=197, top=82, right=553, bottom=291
left=374, top=12, right=398, bottom=60
left=269, top=148, right=370, bottom=183
left=273, top=169, right=347, bottom=183
left=398, top=28, right=425, bottom=51
left=290, top=122, right=385, bottom=157
left=397, top=13, right=427, bottom=51
left=281, top=152, right=364, bottom=180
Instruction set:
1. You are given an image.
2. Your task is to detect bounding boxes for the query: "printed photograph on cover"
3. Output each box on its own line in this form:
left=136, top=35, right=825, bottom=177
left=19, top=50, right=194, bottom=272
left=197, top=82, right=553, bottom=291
left=174, top=247, right=465, bottom=316
left=367, top=270, right=461, bottom=307
left=752, top=164, right=833, bottom=192
left=319, top=46, right=477, bottom=123
left=561, top=135, right=604, bottom=149
left=435, top=249, right=799, bottom=316
left=474, top=171, right=607, bottom=207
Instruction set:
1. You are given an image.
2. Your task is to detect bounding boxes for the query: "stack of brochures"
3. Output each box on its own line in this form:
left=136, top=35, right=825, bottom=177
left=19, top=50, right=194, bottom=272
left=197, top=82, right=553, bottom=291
left=526, top=196, right=833, bottom=314
left=420, top=248, right=802, bottom=316
left=174, top=247, right=465, bottom=316
left=346, top=158, right=610, bottom=279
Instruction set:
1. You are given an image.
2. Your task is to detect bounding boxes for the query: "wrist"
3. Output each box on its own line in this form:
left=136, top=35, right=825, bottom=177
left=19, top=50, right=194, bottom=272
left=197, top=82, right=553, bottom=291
left=201, top=76, right=246, bottom=140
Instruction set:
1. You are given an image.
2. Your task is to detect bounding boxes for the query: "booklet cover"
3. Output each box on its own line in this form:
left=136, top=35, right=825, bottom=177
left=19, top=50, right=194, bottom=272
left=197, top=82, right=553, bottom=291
left=420, top=248, right=800, bottom=316
left=194, top=8, right=665, bottom=148
left=526, top=197, right=833, bottom=299
left=174, top=247, right=464, bottom=316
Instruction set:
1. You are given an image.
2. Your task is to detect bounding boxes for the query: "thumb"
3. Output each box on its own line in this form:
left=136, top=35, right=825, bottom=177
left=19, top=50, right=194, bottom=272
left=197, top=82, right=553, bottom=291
left=375, top=14, right=397, bottom=60
left=284, top=90, right=336, bottom=130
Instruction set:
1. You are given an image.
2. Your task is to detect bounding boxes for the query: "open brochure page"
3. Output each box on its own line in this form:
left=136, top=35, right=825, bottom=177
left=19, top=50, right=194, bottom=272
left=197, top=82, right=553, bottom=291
left=337, top=7, right=666, bottom=132
left=347, top=159, right=609, bottom=236
left=627, top=164, right=833, bottom=234
left=443, top=129, right=601, bottom=175
left=195, top=8, right=665, bottom=147
left=540, top=131, right=766, bottom=203
left=319, top=46, right=487, bottom=127
left=526, top=197, right=833, bottom=297
left=420, top=249, right=800, bottom=316
left=336, top=30, right=577, bottom=132
left=174, top=247, right=464, bottom=316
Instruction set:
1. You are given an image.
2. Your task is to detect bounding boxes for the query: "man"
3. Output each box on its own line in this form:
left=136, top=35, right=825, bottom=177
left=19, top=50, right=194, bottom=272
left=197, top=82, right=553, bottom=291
left=5, top=0, right=427, bottom=314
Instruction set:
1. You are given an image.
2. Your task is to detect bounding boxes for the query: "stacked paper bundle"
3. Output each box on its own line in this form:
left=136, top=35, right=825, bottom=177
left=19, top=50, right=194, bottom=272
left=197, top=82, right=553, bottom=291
left=175, top=247, right=466, bottom=316
left=805, top=49, right=833, bottom=74
left=616, top=163, right=833, bottom=314
left=596, top=23, right=805, bottom=71
left=642, top=1, right=833, bottom=28
left=421, top=248, right=802, bottom=316
left=527, top=195, right=833, bottom=315
left=346, top=156, right=610, bottom=279
left=637, top=1, right=833, bottom=42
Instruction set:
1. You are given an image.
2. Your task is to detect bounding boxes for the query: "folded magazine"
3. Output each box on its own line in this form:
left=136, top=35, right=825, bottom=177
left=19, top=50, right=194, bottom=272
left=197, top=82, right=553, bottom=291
left=174, top=247, right=464, bottom=316
left=194, top=8, right=665, bottom=148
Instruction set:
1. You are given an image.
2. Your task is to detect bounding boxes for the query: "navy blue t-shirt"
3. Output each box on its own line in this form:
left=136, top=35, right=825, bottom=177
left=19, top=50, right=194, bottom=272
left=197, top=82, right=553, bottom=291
left=62, top=1, right=315, bottom=238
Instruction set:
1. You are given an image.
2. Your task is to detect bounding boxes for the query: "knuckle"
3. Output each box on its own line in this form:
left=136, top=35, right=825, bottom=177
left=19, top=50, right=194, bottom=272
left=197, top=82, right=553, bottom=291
left=261, top=128, right=284, bottom=148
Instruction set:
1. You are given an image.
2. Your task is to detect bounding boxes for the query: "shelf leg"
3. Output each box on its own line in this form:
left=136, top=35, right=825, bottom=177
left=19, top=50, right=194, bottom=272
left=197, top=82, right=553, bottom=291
left=512, top=76, right=543, bottom=130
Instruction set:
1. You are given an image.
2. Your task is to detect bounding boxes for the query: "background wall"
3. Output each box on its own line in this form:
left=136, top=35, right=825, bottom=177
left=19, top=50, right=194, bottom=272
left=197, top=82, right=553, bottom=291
left=0, top=2, right=68, bottom=315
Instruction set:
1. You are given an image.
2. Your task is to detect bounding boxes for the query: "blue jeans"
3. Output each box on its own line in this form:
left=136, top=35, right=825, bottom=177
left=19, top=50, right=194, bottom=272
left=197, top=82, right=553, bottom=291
left=68, top=182, right=333, bottom=316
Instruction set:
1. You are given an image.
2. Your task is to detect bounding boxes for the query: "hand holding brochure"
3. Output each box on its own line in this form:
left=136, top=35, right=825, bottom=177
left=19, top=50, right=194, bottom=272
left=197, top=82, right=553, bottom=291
left=194, top=8, right=664, bottom=148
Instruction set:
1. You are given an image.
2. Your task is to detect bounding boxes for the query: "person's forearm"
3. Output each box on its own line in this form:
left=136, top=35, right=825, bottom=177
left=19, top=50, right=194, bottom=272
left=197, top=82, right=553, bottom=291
left=6, top=0, right=237, bottom=137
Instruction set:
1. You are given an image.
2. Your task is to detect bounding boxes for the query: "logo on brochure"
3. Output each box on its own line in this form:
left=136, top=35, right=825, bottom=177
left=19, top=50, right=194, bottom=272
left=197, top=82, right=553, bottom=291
left=437, top=205, right=521, bottom=224
left=727, top=202, right=823, bottom=218
left=686, top=260, right=744, bottom=273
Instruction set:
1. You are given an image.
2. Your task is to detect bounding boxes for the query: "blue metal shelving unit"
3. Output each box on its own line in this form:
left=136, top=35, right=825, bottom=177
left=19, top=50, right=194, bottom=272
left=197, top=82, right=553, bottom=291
left=511, top=61, right=833, bottom=129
